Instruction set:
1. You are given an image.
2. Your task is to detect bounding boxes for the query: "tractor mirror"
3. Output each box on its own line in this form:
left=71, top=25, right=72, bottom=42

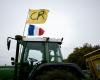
left=7, top=38, right=11, bottom=50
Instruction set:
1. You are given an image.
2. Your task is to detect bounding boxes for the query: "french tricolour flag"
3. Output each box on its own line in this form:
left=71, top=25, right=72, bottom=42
left=28, top=25, right=45, bottom=36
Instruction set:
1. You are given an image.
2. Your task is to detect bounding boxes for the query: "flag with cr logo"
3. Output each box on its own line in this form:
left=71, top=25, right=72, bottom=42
left=26, top=9, right=49, bottom=24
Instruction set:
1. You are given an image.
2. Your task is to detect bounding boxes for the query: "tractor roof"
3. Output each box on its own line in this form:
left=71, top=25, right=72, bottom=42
left=22, top=36, right=63, bottom=43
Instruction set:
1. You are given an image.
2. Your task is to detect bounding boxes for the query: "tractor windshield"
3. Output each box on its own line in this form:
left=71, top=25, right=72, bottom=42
left=22, top=42, right=44, bottom=63
left=21, top=41, right=63, bottom=64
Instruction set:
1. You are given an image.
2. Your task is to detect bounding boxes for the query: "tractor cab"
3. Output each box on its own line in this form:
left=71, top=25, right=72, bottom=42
left=7, top=35, right=63, bottom=80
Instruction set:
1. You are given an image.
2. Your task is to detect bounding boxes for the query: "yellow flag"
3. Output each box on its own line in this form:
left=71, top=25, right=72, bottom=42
left=26, top=9, right=49, bottom=24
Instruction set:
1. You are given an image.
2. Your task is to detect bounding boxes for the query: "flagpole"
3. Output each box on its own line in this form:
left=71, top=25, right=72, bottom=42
left=23, top=9, right=30, bottom=36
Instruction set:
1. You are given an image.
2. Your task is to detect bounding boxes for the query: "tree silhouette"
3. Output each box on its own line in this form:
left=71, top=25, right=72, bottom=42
left=64, top=43, right=100, bottom=70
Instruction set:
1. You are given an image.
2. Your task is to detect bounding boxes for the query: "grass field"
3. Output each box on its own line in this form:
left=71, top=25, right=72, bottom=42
left=0, top=66, right=92, bottom=80
left=0, top=66, right=14, bottom=80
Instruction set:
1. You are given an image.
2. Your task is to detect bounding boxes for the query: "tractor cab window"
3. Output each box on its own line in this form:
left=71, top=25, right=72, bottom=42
left=48, top=43, right=63, bottom=62
left=28, top=50, right=42, bottom=62
left=18, top=44, right=23, bottom=63
left=22, top=42, right=44, bottom=64
left=49, top=50, right=55, bottom=61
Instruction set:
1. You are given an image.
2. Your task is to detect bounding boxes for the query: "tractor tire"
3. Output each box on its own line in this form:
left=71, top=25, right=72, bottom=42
left=35, top=69, right=81, bottom=80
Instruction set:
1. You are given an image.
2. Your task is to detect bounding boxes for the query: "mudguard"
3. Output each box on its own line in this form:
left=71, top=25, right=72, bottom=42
left=28, top=63, right=85, bottom=80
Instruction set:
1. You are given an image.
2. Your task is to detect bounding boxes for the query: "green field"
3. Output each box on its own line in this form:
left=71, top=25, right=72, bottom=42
left=0, top=66, right=14, bottom=80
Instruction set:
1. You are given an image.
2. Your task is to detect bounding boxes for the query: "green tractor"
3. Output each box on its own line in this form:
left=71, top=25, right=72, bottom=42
left=7, top=35, right=85, bottom=80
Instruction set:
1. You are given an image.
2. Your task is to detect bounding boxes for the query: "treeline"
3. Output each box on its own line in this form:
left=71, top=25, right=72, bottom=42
left=64, top=43, right=100, bottom=70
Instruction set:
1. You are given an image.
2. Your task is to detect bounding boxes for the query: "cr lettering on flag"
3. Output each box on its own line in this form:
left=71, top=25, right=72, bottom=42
left=26, top=9, right=49, bottom=24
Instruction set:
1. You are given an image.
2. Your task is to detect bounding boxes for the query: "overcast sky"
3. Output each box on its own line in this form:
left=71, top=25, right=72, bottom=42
left=0, top=0, right=100, bottom=65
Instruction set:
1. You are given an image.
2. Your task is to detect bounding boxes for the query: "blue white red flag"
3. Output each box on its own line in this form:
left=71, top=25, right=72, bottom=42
left=28, top=25, right=45, bottom=36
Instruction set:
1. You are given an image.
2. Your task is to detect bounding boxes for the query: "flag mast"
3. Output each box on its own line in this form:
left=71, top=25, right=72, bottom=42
left=23, top=9, right=30, bottom=36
